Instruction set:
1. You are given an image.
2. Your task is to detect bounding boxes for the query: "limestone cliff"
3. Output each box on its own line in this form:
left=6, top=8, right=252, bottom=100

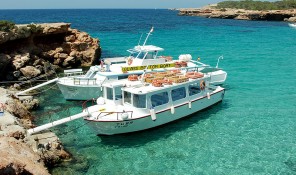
left=0, top=23, right=101, bottom=80
left=178, top=8, right=296, bottom=22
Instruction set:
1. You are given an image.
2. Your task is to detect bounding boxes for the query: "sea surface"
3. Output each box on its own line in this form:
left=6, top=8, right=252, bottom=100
left=1, top=9, right=296, bottom=174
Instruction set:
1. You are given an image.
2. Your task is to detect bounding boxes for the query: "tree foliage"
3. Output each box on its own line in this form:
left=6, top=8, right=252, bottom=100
left=0, top=20, right=15, bottom=32
left=216, top=0, right=296, bottom=10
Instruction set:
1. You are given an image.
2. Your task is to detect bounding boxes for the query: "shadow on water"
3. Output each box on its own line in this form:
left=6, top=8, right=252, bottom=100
left=99, top=100, right=231, bottom=148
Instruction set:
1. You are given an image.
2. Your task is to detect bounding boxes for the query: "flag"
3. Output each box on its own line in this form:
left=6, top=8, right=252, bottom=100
left=150, top=27, right=154, bottom=33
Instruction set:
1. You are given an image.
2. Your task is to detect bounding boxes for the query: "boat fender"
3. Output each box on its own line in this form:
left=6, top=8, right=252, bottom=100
left=150, top=108, right=157, bottom=121
left=170, top=106, right=175, bottom=114
left=207, top=92, right=210, bottom=99
left=97, top=97, right=105, bottom=105
left=188, top=101, right=192, bottom=109
left=121, top=112, right=129, bottom=120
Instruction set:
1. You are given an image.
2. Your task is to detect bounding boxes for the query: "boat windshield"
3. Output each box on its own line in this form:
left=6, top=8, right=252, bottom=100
left=84, top=70, right=93, bottom=78
left=131, top=51, right=157, bottom=60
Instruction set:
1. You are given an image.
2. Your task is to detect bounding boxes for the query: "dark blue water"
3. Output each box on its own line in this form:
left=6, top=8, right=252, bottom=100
left=1, top=9, right=296, bottom=174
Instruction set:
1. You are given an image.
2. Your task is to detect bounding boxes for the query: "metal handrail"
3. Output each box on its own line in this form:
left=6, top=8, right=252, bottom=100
left=97, top=111, right=134, bottom=120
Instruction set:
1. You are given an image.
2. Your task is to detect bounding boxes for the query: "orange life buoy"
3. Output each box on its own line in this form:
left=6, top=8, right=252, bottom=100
left=171, top=69, right=181, bottom=73
left=186, top=72, right=195, bottom=77
left=151, top=79, right=163, bottom=87
left=127, top=57, right=133, bottom=65
left=128, top=74, right=138, bottom=81
left=194, top=72, right=204, bottom=78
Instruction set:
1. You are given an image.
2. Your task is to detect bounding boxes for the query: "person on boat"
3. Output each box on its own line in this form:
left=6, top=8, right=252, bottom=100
left=100, top=60, right=104, bottom=68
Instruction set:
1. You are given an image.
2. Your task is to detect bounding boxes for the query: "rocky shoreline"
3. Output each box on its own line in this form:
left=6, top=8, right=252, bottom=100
left=178, top=7, right=296, bottom=22
left=0, top=87, right=71, bottom=174
left=0, top=22, right=101, bottom=81
left=0, top=23, right=101, bottom=174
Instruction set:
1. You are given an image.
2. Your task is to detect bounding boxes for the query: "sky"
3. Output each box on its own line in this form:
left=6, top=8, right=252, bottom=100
left=0, top=0, right=230, bottom=9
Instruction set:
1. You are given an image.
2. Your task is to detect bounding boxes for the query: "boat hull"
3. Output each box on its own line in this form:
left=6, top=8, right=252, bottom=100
left=85, top=88, right=225, bottom=135
left=57, top=82, right=102, bottom=100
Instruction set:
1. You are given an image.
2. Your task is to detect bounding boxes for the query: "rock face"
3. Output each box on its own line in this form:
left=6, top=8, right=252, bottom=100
left=0, top=87, right=71, bottom=174
left=178, top=8, right=296, bottom=22
left=0, top=23, right=101, bottom=80
left=0, top=137, right=50, bottom=175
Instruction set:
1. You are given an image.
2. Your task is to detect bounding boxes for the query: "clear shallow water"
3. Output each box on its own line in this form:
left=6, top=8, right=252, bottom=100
left=1, top=9, right=296, bottom=174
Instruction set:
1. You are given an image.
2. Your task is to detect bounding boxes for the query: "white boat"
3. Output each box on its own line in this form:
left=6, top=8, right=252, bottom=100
left=28, top=69, right=225, bottom=135
left=56, top=28, right=227, bottom=100
left=288, top=23, right=296, bottom=28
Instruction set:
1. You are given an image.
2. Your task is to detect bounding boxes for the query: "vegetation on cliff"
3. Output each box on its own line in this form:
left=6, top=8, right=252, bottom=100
left=0, top=20, right=15, bottom=32
left=216, top=0, right=296, bottom=10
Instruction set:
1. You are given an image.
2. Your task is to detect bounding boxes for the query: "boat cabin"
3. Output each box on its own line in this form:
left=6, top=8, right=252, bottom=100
left=102, top=74, right=208, bottom=111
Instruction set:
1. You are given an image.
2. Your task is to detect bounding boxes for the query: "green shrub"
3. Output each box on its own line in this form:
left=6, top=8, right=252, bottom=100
left=27, top=23, right=42, bottom=33
left=216, top=0, right=296, bottom=10
left=0, top=20, right=15, bottom=32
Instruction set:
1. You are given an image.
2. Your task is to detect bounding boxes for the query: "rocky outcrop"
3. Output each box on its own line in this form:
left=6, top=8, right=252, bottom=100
left=0, top=23, right=101, bottom=81
left=0, top=87, right=71, bottom=174
left=178, top=8, right=296, bottom=22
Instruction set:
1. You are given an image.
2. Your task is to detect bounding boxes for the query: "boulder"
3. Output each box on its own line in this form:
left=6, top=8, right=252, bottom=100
left=0, top=54, right=11, bottom=77
left=41, top=23, right=70, bottom=34
left=286, top=16, right=296, bottom=22
left=6, top=99, right=33, bottom=120
left=0, top=137, right=50, bottom=175
left=0, top=23, right=101, bottom=81
left=20, top=66, right=41, bottom=78
left=0, top=31, right=12, bottom=44
left=65, top=35, right=76, bottom=42
left=12, top=54, right=31, bottom=70
left=63, top=56, right=75, bottom=67
left=58, top=53, right=68, bottom=60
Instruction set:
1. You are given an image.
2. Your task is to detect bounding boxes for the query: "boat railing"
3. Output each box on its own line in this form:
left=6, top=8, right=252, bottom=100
left=73, top=77, right=98, bottom=85
left=61, top=77, right=100, bottom=85
left=96, top=111, right=134, bottom=120
left=104, top=57, right=126, bottom=64
left=82, top=98, right=96, bottom=111
left=63, top=69, right=84, bottom=77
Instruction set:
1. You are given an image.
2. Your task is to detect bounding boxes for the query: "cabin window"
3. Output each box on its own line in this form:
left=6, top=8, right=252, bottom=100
left=114, top=86, right=122, bottom=100
left=172, top=87, right=186, bottom=101
left=124, top=91, right=131, bottom=104
left=151, top=92, right=169, bottom=107
left=118, top=75, right=128, bottom=80
left=133, top=94, right=146, bottom=108
left=106, top=87, right=113, bottom=100
left=189, top=83, right=201, bottom=96
left=137, top=52, right=146, bottom=59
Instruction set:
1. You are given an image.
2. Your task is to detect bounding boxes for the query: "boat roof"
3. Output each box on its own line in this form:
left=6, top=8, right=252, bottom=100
left=103, top=74, right=210, bottom=95
left=127, top=45, right=164, bottom=53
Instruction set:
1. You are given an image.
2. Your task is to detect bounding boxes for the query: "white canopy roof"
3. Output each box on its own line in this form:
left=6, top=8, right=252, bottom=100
left=127, top=45, right=164, bottom=53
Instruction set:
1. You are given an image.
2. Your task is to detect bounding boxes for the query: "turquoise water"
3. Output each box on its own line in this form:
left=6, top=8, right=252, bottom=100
left=2, top=9, right=296, bottom=174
